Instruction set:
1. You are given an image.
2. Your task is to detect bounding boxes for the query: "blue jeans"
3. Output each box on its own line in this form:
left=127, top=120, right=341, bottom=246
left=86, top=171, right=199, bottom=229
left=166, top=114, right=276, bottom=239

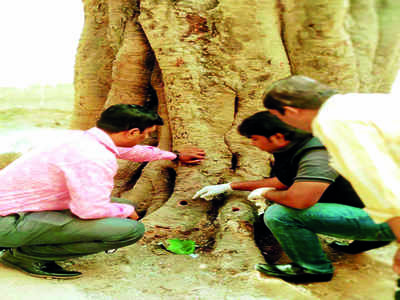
left=264, top=203, right=395, bottom=273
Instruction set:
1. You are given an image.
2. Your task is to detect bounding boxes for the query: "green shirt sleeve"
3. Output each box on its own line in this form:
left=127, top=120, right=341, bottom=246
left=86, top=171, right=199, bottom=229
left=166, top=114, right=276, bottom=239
left=294, top=149, right=339, bottom=183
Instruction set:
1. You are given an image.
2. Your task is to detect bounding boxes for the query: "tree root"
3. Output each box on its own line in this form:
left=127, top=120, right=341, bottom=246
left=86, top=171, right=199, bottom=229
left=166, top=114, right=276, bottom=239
left=212, top=194, right=266, bottom=272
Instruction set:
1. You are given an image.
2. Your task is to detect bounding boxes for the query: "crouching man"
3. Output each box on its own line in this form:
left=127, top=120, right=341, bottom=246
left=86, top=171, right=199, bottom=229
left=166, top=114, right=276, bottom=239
left=194, top=111, right=393, bottom=283
left=0, top=104, right=205, bottom=279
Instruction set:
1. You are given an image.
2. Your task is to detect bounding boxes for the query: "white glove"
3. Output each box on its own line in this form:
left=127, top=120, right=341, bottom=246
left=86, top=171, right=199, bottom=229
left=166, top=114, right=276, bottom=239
left=247, top=187, right=275, bottom=201
left=193, top=183, right=233, bottom=201
left=248, top=187, right=275, bottom=215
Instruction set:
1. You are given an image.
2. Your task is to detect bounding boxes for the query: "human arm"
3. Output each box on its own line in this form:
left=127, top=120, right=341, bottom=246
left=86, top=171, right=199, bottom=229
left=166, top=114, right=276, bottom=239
left=230, top=177, right=287, bottom=191
left=117, top=145, right=176, bottom=162
left=117, top=145, right=205, bottom=164
left=261, top=181, right=330, bottom=209
left=59, top=160, right=135, bottom=219
left=173, top=146, right=206, bottom=164
left=193, top=177, right=286, bottom=200
left=260, top=148, right=336, bottom=209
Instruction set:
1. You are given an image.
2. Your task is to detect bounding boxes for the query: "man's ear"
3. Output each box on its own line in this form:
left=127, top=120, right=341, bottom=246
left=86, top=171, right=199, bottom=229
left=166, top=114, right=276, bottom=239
left=283, top=106, right=299, bottom=115
left=126, top=128, right=140, bottom=138
left=269, top=133, right=288, bottom=145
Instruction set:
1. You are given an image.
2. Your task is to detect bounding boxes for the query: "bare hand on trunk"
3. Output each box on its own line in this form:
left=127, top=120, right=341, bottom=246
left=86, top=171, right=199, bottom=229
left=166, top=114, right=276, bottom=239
left=129, top=211, right=139, bottom=220
left=177, top=146, right=206, bottom=164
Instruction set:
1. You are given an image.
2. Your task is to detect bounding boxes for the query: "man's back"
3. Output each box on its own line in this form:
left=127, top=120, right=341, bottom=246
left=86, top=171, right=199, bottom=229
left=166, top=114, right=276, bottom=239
left=0, top=128, right=117, bottom=216
left=313, top=93, right=400, bottom=221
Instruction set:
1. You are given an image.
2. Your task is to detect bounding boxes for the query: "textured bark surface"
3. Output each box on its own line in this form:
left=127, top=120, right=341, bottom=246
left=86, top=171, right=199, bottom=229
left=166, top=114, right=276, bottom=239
left=71, top=0, right=400, bottom=270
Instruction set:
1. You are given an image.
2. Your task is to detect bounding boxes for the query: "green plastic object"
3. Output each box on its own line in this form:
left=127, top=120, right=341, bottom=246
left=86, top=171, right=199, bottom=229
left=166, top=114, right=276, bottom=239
left=166, top=238, right=196, bottom=255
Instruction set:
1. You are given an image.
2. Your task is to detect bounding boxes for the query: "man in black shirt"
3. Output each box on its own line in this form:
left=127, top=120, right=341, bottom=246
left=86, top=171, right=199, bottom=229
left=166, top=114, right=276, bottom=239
left=194, top=111, right=394, bottom=283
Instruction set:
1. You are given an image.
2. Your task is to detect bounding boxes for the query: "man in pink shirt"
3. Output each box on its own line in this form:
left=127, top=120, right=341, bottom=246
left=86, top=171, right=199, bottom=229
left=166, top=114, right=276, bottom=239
left=0, top=104, right=205, bottom=279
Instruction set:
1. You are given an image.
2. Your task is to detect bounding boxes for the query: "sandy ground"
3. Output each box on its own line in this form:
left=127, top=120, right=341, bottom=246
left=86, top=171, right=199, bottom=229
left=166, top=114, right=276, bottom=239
left=0, top=242, right=397, bottom=300
left=0, top=98, right=398, bottom=300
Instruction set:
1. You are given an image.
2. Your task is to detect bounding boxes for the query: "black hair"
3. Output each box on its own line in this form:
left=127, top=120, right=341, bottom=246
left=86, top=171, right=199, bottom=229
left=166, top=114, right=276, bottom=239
left=96, top=104, right=164, bottom=133
left=238, top=111, right=311, bottom=141
left=263, top=75, right=338, bottom=113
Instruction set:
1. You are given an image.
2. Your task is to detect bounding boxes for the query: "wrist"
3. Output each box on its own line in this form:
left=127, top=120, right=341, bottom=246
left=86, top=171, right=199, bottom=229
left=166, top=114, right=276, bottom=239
left=172, top=151, right=180, bottom=162
left=262, top=187, right=275, bottom=198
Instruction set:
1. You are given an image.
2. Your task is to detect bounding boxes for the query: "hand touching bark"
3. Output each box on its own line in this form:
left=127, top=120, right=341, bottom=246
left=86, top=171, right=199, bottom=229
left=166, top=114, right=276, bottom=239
left=247, top=187, right=275, bottom=214
left=193, top=183, right=233, bottom=200
left=176, top=146, right=206, bottom=164
left=129, top=211, right=139, bottom=220
left=247, top=187, right=276, bottom=201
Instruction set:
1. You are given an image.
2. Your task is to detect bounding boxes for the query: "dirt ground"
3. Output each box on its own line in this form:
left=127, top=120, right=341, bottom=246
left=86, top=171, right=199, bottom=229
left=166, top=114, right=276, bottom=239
left=0, top=241, right=397, bottom=300
left=0, top=90, right=398, bottom=299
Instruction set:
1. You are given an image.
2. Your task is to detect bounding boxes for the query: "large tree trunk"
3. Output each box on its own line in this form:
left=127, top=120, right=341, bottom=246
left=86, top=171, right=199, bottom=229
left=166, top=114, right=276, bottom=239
left=71, top=0, right=400, bottom=270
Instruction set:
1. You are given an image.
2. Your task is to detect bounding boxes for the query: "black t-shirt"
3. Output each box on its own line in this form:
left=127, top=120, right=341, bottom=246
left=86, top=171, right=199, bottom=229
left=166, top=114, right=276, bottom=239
left=272, top=137, right=364, bottom=208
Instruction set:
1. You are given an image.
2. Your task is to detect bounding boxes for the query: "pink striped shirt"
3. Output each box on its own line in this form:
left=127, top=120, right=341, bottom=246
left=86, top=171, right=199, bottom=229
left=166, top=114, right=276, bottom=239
left=0, top=127, right=176, bottom=219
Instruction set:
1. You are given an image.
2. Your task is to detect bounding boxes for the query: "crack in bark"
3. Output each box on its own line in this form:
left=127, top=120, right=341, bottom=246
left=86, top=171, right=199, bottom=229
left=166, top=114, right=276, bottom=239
left=222, top=93, right=240, bottom=172
left=233, top=95, right=239, bottom=119
left=228, top=95, right=240, bottom=171
left=230, top=153, right=239, bottom=171
left=276, top=0, right=293, bottom=75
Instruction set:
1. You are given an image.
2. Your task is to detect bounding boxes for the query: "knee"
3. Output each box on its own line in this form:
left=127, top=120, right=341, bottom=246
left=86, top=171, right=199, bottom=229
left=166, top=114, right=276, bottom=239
left=264, top=204, right=294, bottom=229
left=106, top=220, right=145, bottom=244
left=124, top=221, right=145, bottom=242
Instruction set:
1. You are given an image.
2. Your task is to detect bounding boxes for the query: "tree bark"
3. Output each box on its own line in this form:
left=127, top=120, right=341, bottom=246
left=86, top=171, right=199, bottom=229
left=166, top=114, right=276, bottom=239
left=71, top=0, right=115, bottom=130
left=72, top=0, right=400, bottom=269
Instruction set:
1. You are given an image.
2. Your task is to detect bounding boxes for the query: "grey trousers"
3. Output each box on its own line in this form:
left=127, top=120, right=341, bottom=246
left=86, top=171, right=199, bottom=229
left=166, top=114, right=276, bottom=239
left=0, top=201, right=144, bottom=261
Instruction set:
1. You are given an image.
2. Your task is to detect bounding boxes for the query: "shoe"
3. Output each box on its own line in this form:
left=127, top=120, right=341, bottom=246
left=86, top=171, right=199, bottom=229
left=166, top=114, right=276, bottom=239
left=328, top=240, right=391, bottom=254
left=253, top=213, right=283, bottom=264
left=0, top=251, right=82, bottom=279
left=256, top=263, right=333, bottom=283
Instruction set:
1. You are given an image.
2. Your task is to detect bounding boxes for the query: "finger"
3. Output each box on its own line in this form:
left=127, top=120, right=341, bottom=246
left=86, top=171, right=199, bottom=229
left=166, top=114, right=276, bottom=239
left=185, top=160, right=203, bottom=164
left=201, top=192, right=213, bottom=199
left=193, top=189, right=206, bottom=199
left=184, top=152, right=205, bottom=158
left=248, top=192, right=256, bottom=198
left=188, top=157, right=204, bottom=161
